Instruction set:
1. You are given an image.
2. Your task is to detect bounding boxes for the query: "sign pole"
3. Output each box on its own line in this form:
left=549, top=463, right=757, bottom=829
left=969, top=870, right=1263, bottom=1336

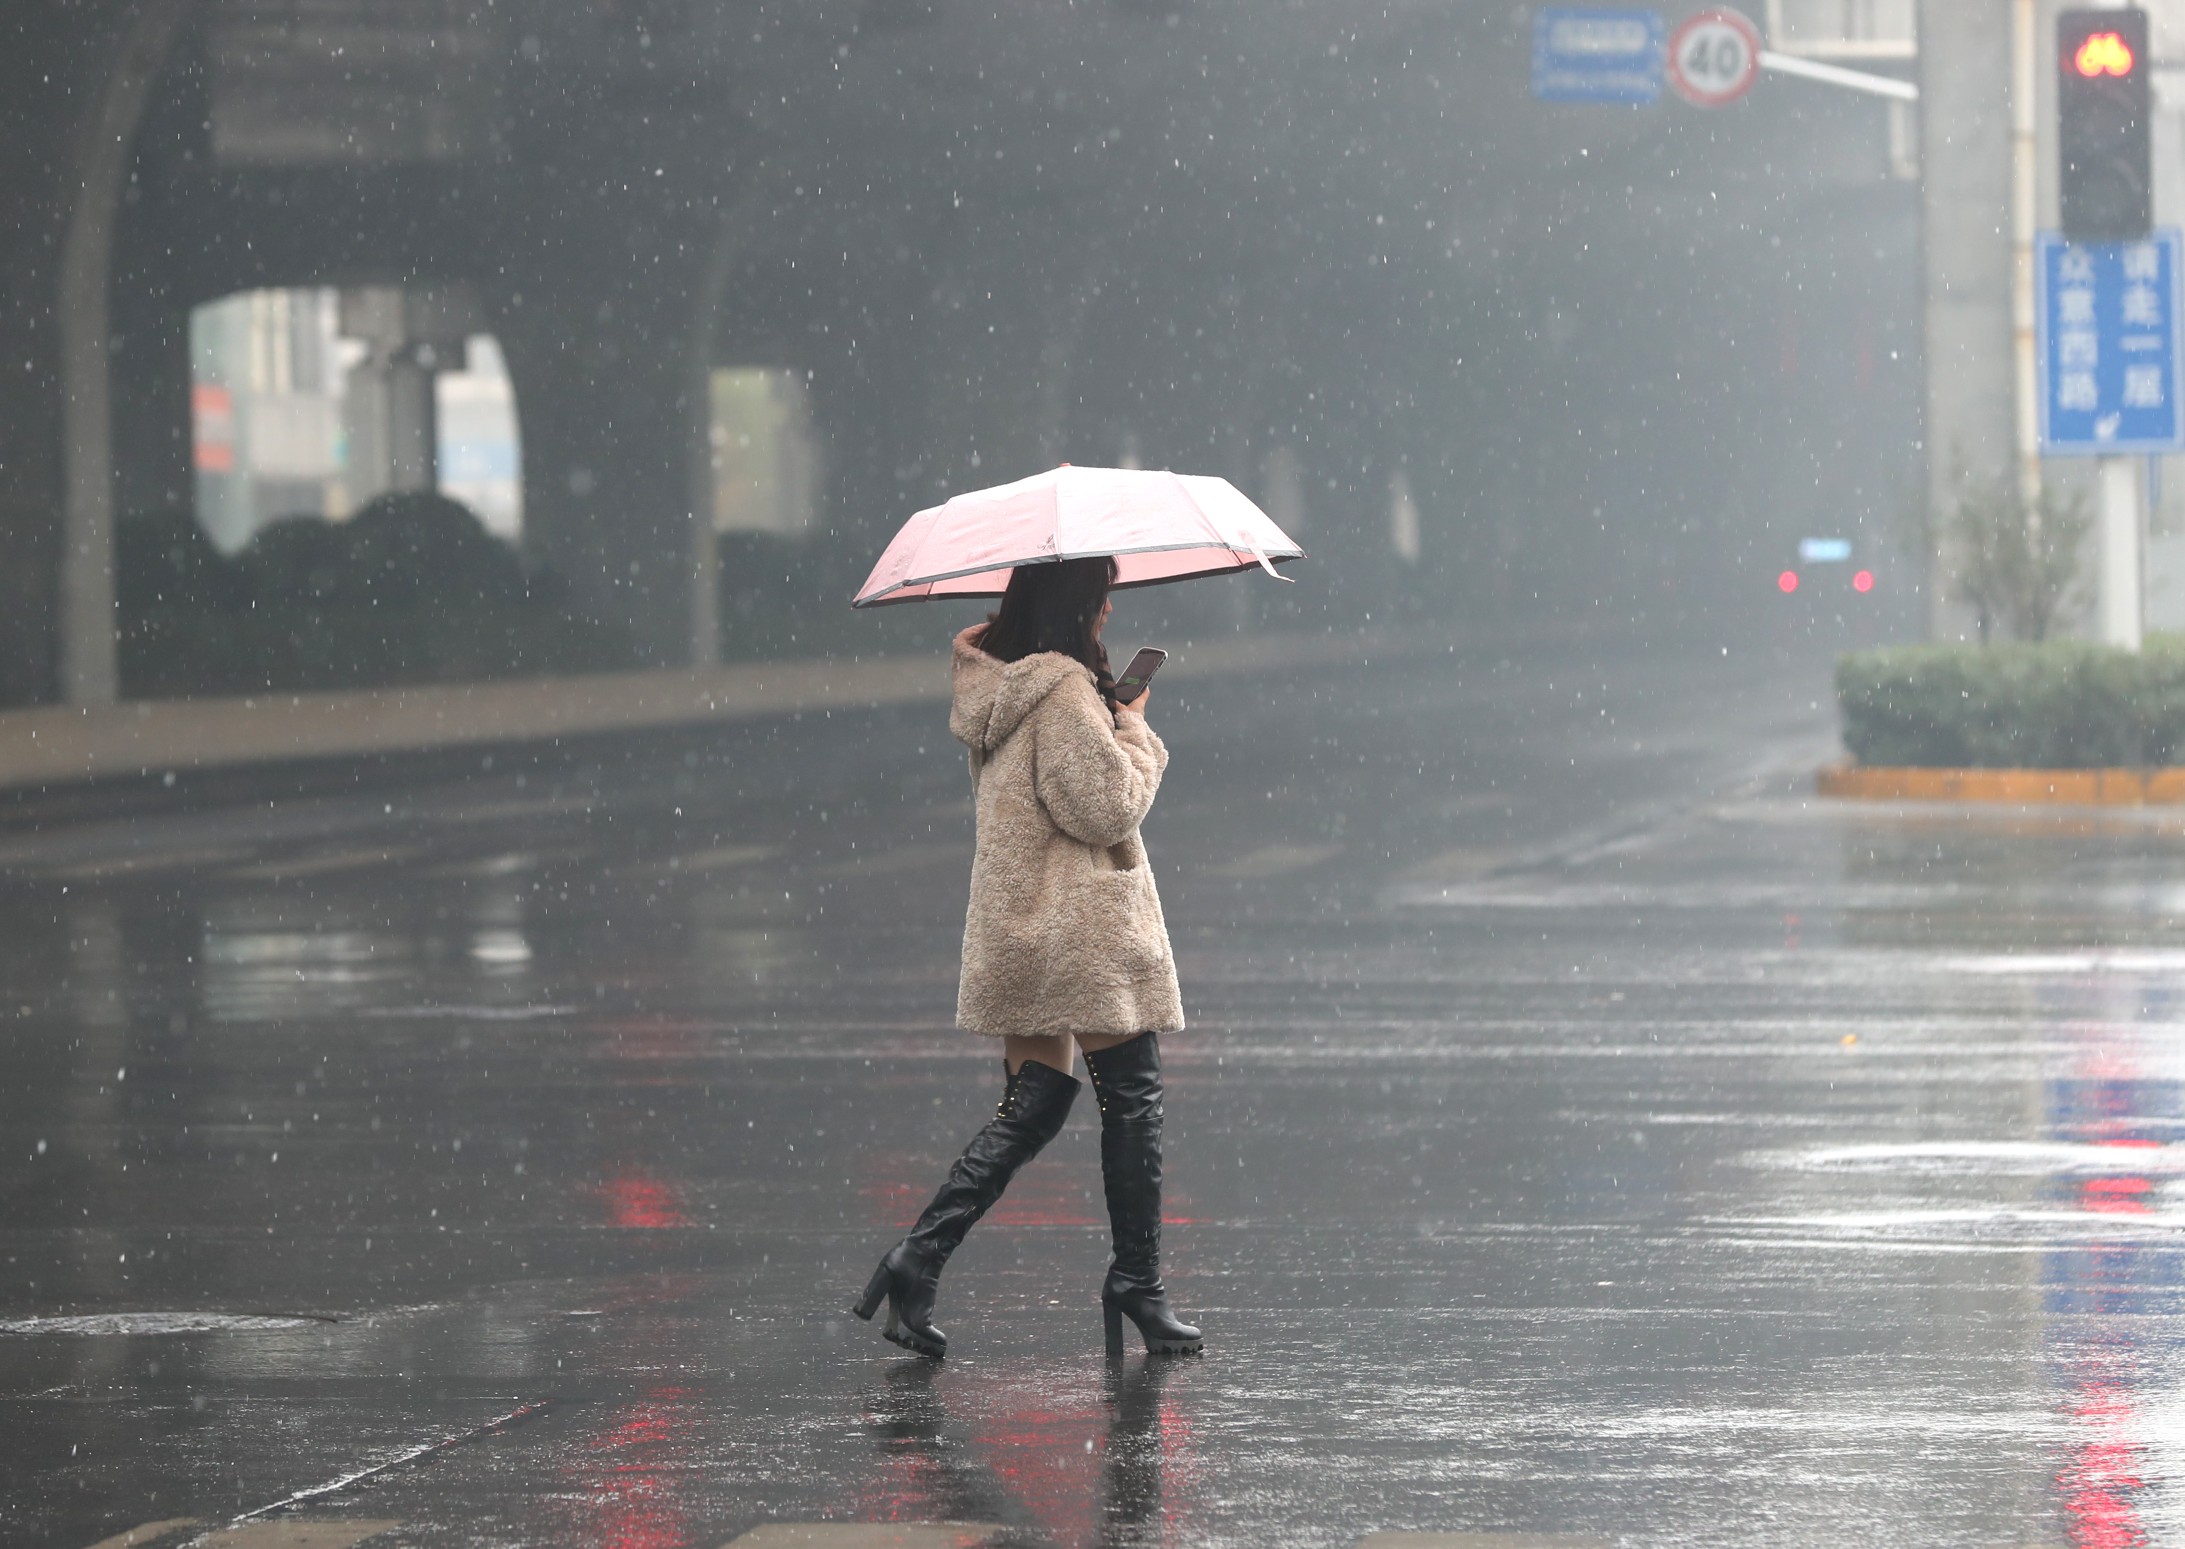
left=2097, top=454, right=2144, bottom=649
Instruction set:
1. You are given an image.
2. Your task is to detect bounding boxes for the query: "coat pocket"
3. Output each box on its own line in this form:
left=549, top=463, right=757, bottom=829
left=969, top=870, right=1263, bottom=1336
left=1077, top=863, right=1169, bottom=976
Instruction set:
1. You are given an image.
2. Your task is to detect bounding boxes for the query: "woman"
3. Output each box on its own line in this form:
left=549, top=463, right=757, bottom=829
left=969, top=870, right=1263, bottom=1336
left=853, top=555, right=1202, bottom=1359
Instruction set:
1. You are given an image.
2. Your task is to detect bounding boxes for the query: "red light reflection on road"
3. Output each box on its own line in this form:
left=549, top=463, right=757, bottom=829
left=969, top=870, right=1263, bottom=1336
left=977, top=1401, right=1106, bottom=1537
left=2061, top=1379, right=2149, bottom=1548
left=594, top=1171, right=692, bottom=1229
left=2079, top=1176, right=2153, bottom=1216
left=560, top=1386, right=701, bottom=1549
left=855, top=1365, right=1206, bottom=1542
left=1157, top=1388, right=1203, bottom=1540
left=2050, top=1020, right=2159, bottom=1549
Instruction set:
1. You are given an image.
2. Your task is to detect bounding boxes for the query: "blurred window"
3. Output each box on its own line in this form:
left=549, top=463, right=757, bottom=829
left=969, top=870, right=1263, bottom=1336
left=710, top=368, right=819, bottom=537
left=189, top=286, right=521, bottom=550
left=190, top=288, right=344, bottom=552
left=435, top=337, right=523, bottom=541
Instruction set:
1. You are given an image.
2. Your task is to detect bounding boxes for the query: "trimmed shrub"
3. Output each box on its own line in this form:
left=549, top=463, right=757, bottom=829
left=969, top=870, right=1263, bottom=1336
left=1837, top=638, right=2185, bottom=767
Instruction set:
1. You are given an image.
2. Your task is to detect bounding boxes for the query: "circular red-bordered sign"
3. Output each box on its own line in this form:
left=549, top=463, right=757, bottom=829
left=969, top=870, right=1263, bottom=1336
left=1667, top=7, right=1763, bottom=106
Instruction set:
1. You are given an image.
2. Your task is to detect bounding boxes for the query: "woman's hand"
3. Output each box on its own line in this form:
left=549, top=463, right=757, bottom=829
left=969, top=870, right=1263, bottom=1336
left=1117, top=689, right=1150, bottom=719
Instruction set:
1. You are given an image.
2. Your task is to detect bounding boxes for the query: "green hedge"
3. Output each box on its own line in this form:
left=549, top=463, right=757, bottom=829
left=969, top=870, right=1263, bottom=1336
left=1837, top=638, right=2185, bottom=767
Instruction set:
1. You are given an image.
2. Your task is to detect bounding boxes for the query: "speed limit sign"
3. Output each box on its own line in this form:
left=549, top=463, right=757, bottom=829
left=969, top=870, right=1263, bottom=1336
left=1667, top=7, right=1763, bottom=106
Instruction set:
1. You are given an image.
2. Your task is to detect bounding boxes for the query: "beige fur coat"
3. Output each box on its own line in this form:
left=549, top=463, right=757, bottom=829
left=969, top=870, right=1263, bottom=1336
left=949, top=626, right=1184, bottom=1038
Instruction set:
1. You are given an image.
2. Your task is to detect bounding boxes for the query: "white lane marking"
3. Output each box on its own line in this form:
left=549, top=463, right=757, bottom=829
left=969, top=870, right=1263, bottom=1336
left=223, top=846, right=432, bottom=883
left=80, top=1521, right=199, bottom=1549
left=1355, top=1535, right=1609, bottom=1548
left=420, top=846, right=592, bottom=880
left=227, top=1401, right=549, bottom=1524
left=1717, top=1206, right=2185, bottom=1244
left=719, top=1529, right=1006, bottom=1549
left=1944, top=949, right=2185, bottom=974
left=42, top=848, right=255, bottom=882
left=1789, top=1140, right=2185, bottom=1175
left=637, top=843, right=779, bottom=876
left=468, top=930, right=533, bottom=965
left=814, top=841, right=959, bottom=880
left=2, top=1313, right=325, bottom=1336
left=360, top=1004, right=574, bottom=1021
left=1207, top=843, right=1344, bottom=880
left=196, top=1523, right=402, bottom=1547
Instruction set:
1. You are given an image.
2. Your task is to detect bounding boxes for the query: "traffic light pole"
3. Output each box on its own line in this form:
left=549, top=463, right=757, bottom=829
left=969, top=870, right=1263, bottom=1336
left=2097, top=455, right=2145, bottom=649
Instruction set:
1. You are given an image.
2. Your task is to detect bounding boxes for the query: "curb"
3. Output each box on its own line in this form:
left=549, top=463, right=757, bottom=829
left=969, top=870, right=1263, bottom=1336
left=1817, top=764, right=2185, bottom=805
left=0, top=628, right=1436, bottom=796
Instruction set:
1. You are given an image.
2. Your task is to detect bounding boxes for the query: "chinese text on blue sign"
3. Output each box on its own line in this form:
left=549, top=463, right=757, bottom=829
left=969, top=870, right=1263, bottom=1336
left=2038, top=230, right=2185, bottom=453
left=1531, top=8, right=1663, bottom=104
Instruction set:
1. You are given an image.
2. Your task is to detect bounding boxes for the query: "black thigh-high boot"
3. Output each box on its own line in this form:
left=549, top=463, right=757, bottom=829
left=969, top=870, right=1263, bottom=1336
left=1083, top=1033, right=1203, bottom=1355
left=852, top=1058, right=1081, bottom=1357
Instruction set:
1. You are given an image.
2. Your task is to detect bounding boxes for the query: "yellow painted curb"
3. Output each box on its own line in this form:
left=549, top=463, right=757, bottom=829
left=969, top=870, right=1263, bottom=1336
left=1817, top=764, right=2185, bottom=805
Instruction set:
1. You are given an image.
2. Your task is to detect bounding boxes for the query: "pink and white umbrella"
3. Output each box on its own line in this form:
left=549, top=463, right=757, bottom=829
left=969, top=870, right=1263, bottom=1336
left=851, top=464, right=1305, bottom=608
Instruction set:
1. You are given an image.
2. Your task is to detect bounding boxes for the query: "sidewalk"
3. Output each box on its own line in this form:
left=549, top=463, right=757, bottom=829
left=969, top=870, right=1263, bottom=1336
left=0, top=629, right=1416, bottom=794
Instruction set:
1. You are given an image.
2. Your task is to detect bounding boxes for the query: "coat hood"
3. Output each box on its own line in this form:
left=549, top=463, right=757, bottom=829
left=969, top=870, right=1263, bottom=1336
left=950, top=625, right=1096, bottom=754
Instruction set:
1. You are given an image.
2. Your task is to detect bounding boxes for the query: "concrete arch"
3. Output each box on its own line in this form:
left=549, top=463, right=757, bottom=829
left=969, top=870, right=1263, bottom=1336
left=59, top=0, right=197, bottom=705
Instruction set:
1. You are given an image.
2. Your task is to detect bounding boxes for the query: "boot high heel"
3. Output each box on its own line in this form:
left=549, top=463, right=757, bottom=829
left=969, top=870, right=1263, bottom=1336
left=1084, top=1033, right=1203, bottom=1357
left=851, top=1058, right=1080, bottom=1358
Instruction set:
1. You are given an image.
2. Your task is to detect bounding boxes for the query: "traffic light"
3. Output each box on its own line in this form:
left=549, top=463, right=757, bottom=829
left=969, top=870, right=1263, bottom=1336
left=2058, top=8, right=2151, bottom=242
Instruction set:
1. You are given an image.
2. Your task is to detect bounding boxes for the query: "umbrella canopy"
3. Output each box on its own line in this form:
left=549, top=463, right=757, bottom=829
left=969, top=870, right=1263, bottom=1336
left=851, top=464, right=1305, bottom=608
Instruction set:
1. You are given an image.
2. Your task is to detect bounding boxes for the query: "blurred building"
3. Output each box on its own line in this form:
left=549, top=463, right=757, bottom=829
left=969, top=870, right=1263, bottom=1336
left=437, top=337, right=523, bottom=541
left=189, top=285, right=522, bottom=551
left=709, top=369, right=818, bottom=540
left=189, top=288, right=343, bottom=550
left=4, top=2, right=1942, bottom=704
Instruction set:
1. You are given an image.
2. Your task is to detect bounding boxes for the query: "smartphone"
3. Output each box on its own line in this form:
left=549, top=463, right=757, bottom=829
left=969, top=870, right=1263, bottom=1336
left=1114, top=647, right=1168, bottom=705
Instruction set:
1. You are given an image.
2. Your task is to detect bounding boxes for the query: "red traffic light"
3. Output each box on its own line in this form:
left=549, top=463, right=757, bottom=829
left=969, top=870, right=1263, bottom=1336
left=2074, top=30, right=2136, bottom=77
left=1777, top=570, right=1799, bottom=594
left=1852, top=569, right=1875, bottom=593
left=2058, top=9, right=2151, bottom=241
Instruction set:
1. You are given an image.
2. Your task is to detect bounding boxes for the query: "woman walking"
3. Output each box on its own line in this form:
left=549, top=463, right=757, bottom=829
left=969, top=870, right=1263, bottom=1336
left=852, top=555, right=1202, bottom=1358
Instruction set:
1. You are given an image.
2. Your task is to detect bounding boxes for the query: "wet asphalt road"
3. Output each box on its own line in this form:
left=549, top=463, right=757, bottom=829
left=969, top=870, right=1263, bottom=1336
left=5, top=627, right=2183, bottom=1547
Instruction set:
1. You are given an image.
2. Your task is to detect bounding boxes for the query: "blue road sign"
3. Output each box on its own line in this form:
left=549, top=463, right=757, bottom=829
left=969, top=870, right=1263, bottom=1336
left=2038, top=229, right=2185, bottom=454
left=1532, top=8, right=1663, bottom=104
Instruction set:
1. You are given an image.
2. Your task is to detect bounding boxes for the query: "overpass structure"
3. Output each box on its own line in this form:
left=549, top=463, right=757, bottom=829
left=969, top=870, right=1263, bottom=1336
left=2, top=1, right=1922, bottom=717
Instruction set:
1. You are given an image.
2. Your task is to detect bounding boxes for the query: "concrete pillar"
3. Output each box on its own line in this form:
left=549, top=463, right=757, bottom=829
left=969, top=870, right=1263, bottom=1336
left=495, top=281, right=713, bottom=669
left=109, top=269, right=194, bottom=530
left=344, top=355, right=440, bottom=498
left=58, top=0, right=196, bottom=705
left=1919, top=0, right=2019, bottom=641
left=0, top=64, right=74, bottom=707
left=339, top=286, right=479, bottom=505
left=0, top=2, right=190, bottom=707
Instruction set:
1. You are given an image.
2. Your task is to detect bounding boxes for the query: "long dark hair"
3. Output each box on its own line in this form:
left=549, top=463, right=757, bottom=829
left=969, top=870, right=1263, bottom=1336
left=978, top=555, right=1120, bottom=707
